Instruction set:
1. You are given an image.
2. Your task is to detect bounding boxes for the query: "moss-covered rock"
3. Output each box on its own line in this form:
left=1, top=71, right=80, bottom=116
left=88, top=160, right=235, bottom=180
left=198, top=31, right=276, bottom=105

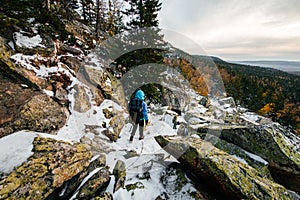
left=125, top=182, right=144, bottom=191
left=196, top=131, right=272, bottom=179
left=73, top=84, right=91, bottom=113
left=155, top=135, right=294, bottom=200
left=92, top=192, right=113, bottom=200
left=197, top=123, right=300, bottom=192
left=0, top=136, right=94, bottom=199
left=124, top=150, right=139, bottom=159
left=76, top=168, right=111, bottom=200
left=13, top=94, right=67, bottom=134
left=113, top=160, right=126, bottom=192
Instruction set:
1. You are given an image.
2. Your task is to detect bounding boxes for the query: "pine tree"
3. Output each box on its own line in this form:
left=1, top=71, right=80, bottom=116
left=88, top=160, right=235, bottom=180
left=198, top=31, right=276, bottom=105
left=124, top=0, right=162, bottom=29
left=106, top=0, right=124, bottom=36
left=121, top=0, right=165, bottom=57
left=81, top=0, right=95, bottom=23
left=95, top=0, right=107, bottom=38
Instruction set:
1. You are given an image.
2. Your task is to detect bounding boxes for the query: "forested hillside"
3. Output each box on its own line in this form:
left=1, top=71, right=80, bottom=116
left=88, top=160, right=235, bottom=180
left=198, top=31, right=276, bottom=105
left=216, top=59, right=300, bottom=133
left=163, top=55, right=299, bottom=134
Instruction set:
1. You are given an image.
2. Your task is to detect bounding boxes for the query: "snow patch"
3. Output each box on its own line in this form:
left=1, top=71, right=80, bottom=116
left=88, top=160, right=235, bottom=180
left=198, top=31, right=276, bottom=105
left=232, top=155, right=248, bottom=165
left=14, top=32, right=45, bottom=48
left=244, top=151, right=268, bottom=165
left=0, top=131, right=35, bottom=173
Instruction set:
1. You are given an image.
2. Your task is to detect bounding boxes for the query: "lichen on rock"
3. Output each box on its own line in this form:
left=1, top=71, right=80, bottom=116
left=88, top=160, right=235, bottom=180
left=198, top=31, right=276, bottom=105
left=76, top=168, right=111, bottom=200
left=113, top=160, right=126, bottom=192
left=13, top=94, right=67, bottom=134
left=0, top=136, right=93, bottom=199
left=155, top=135, right=295, bottom=200
left=197, top=123, right=300, bottom=193
left=73, top=84, right=91, bottom=113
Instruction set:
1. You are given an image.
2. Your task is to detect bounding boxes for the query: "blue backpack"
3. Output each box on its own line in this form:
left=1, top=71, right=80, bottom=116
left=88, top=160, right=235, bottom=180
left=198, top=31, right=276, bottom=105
left=129, top=98, right=143, bottom=123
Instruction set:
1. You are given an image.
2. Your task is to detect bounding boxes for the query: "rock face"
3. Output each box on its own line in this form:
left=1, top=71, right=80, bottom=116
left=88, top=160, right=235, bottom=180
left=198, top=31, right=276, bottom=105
left=0, top=136, right=96, bottom=199
left=75, top=168, right=111, bottom=200
left=197, top=123, right=300, bottom=193
left=101, top=105, right=125, bottom=142
left=82, top=67, right=113, bottom=99
left=13, top=94, right=67, bottom=134
left=155, top=135, right=294, bottom=200
left=0, top=62, right=67, bottom=137
left=0, top=62, right=40, bottom=135
left=113, top=160, right=126, bottom=192
left=73, top=84, right=91, bottom=113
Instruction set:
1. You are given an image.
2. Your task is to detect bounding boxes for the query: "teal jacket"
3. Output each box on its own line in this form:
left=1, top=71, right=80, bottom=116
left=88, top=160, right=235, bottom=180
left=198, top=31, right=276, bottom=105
left=135, top=90, right=148, bottom=121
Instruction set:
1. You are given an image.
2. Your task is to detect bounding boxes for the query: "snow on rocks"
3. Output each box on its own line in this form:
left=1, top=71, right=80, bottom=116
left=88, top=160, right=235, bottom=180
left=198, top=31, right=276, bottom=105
left=13, top=32, right=45, bottom=49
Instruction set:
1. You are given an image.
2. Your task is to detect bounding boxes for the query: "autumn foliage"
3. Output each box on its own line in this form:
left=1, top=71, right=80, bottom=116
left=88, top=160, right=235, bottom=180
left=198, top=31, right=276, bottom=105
left=164, top=57, right=208, bottom=96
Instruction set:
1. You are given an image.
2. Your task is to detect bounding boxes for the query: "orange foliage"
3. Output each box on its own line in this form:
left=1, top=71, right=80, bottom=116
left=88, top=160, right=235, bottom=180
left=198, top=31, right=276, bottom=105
left=164, top=58, right=209, bottom=96
left=258, top=103, right=275, bottom=116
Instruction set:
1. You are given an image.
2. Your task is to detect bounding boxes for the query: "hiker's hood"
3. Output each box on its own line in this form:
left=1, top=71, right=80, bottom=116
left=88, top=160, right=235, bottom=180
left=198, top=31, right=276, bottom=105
left=135, top=90, right=145, bottom=100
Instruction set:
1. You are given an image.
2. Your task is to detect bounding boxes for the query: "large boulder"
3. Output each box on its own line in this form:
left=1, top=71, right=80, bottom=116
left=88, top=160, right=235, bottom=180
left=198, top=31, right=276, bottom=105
left=0, top=61, right=41, bottom=137
left=113, top=160, right=126, bottom=192
left=196, top=132, right=272, bottom=179
left=0, top=136, right=98, bottom=199
left=155, top=135, right=295, bottom=200
left=73, top=84, right=91, bottom=113
left=80, top=67, right=113, bottom=100
left=197, top=123, right=300, bottom=193
left=75, top=168, right=111, bottom=200
left=12, top=94, right=67, bottom=134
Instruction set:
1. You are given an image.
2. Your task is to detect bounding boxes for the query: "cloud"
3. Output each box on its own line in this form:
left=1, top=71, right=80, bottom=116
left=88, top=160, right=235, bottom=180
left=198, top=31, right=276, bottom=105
left=159, top=0, right=300, bottom=61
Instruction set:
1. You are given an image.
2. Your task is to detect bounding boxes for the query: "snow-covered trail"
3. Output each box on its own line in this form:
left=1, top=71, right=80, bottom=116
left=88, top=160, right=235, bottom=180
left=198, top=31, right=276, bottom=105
left=103, top=113, right=198, bottom=200
left=0, top=97, right=198, bottom=200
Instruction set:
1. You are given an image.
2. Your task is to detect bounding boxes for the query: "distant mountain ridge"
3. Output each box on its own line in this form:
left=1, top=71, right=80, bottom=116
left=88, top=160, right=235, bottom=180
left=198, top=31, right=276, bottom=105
left=231, top=60, right=300, bottom=74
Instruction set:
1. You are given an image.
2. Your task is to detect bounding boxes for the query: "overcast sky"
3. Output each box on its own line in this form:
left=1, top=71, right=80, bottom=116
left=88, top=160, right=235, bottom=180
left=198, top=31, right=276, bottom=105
left=158, top=0, right=300, bottom=61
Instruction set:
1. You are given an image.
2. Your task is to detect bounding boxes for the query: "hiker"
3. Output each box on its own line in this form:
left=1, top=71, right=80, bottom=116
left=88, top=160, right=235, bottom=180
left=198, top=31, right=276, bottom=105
left=129, top=89, right=149, bottom=142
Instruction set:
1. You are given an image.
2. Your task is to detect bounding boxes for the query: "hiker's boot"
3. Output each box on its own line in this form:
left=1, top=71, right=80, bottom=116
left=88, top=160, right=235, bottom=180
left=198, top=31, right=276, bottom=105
left=139, top=136, right=144, bottom=140
left=129, top=136, right=133, bottom=142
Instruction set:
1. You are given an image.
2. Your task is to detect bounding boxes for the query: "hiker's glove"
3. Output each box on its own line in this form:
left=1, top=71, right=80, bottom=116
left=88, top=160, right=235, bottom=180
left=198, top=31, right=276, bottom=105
left=146, top=120, right=149, bottom=125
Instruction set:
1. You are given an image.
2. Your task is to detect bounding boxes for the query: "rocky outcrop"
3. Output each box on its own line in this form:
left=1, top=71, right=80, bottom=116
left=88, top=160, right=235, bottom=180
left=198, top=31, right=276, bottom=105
left=101, top=104, right=125, bottom=142
left=64, top=20, right=96, bottom=49
left=75, top=168, right=111, bottom=200
left=155, top=135, right=295, bottom=200
left=12, top=94, right=67, bottom=134
left=83, top=67, right=113, bottom=99
left=73, top=84, right=91, bottom=113
left=0, top=70, right=67, bottom=137
left=0, top=62, right=40, bottom=136
left=113, top=160, right=126, bottom=192
left=0, top=136, right=106, bottom=199
left=197, top=123, right=300, bottom=193
left=0, top=137, right=111, bottom=199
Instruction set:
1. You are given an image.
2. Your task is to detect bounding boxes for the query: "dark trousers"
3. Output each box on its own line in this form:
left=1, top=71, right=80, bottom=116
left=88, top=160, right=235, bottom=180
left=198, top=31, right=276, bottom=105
left=130, top=120, right=145, bottom=138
